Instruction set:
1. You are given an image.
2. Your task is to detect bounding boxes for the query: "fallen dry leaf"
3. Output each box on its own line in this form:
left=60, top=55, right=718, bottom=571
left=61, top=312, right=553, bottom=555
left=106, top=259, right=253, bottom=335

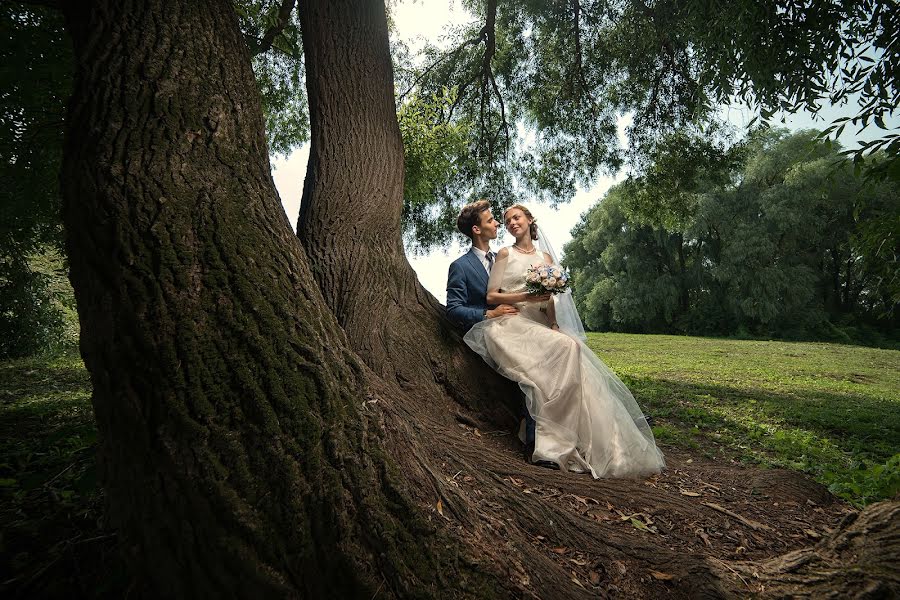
left=436, top=499, right=444, bottom=517
left=680, top=490, right=702, bottom=497
left=698, top=529, right=712, bottom=548
left=649, top=570, right=674, bottom=581
left=552, top=546, right=568, bottom=555
left=567, top=494, right=597, bottom=506
left=589, top=510, right=613, bottom=522
left=589, top=571, right=601, bottom=585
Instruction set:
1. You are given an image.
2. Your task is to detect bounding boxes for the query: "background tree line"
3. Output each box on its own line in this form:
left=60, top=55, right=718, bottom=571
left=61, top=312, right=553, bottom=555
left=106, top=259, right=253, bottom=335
left=564, top=128, right=899, bottom=346
left=0, top=6, right=74, bottom=357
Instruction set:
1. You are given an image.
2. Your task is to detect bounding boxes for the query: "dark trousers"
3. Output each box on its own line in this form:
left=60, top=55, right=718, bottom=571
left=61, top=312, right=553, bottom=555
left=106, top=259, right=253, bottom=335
left=522, top=405, right=536, bottom=444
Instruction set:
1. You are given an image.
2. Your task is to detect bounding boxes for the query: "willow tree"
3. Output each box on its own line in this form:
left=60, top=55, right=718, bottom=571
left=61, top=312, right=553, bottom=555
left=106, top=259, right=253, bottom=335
left=29, top=0, right=899, bottom=597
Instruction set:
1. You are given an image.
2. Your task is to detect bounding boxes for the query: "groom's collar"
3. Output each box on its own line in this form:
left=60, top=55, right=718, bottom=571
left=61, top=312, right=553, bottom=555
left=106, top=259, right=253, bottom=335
left=470, top=246, right=489, bottom=261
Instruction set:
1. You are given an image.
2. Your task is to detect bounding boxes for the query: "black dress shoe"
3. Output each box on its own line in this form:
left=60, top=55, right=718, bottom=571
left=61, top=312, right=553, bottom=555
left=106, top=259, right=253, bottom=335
left=634, top=415, right=655, bottom=428
left=533, top=460, right=560, bottom=470
left=523, top=441, right=535, bottom=462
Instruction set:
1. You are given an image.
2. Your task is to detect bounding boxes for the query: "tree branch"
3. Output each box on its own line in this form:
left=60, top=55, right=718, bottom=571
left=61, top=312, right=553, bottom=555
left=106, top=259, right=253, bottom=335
left=478, top=0, right=500, bottom=163
left=572, top=0, right=588, bottom=95
left=488, top=70, right=510, bottom=154
left=251, top=0, right=297, bottom=56
left=398, top=29, right=488, bottom=103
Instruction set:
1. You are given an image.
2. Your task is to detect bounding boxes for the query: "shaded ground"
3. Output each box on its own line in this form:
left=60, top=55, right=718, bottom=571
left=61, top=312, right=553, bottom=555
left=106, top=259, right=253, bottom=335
left=0, top=352, right=126, bottom=598
left=409, top=418, right=856, bottom=597
left=2, top=337, right=897, bottom=597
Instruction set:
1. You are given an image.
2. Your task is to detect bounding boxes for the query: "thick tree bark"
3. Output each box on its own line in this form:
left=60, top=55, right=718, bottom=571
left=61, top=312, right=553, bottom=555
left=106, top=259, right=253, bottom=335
left=296, top=0, right=518, bottom=422
left=59, top=1, right=493, bottom=596
left=55, top=0, right=898, bottom=598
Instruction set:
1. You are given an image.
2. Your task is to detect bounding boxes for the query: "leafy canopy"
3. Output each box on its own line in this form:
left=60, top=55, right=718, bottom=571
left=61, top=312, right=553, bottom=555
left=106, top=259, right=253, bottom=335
left=397, top=0, right=899, bottom=247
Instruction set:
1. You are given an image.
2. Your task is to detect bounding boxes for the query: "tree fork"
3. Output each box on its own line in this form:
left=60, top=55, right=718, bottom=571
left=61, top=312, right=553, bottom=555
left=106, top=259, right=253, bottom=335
left=59, top=0, right=496, bottom=595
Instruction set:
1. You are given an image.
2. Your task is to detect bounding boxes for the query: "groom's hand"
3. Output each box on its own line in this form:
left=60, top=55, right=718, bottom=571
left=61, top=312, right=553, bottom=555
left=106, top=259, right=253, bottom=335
left=487, top=304, right=519, bottom=318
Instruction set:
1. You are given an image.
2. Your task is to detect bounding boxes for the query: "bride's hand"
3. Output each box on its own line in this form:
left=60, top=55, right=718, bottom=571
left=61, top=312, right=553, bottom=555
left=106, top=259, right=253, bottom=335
left=523, top=292, right=552, bottom=303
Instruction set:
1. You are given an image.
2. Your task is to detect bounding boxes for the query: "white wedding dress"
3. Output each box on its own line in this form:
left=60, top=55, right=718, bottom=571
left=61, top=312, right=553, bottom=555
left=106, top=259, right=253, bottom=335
left=464, top=246, right=665, bottom=478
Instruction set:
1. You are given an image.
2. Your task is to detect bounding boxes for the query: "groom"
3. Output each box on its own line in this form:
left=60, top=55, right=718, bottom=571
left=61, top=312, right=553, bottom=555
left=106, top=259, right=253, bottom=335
left=446, top=199, right=518, bottom=328
left=446, top=200, right=536, bottom=454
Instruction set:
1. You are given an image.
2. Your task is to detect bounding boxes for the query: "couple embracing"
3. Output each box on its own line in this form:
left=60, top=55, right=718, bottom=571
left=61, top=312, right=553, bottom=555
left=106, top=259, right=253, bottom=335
left=447, top=200, right=665, bottom=478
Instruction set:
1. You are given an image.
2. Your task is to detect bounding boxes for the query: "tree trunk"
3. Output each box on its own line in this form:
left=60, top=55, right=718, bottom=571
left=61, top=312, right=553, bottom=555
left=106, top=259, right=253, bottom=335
left=59, top=1, right=491, bottom=596
left=676, top=232, right=689, bottom=314
left=296, top=0, right=518, bottom=422
left=55, top=1, right=898, bottom=598
left=844, top=255, right=855, bottom=312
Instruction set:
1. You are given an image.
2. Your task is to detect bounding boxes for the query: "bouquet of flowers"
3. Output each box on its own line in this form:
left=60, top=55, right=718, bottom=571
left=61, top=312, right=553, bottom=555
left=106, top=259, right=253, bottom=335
left=524, top=263, right=571, bottom=295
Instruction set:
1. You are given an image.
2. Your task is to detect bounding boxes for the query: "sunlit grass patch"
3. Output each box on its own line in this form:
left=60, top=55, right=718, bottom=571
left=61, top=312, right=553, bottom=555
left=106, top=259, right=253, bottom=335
left=589, top=333, right=900, bottom=506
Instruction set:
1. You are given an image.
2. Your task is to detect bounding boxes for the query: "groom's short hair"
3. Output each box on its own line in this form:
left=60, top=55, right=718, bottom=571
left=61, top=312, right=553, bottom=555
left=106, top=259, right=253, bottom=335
left=457, top=199, right=491, bottom=239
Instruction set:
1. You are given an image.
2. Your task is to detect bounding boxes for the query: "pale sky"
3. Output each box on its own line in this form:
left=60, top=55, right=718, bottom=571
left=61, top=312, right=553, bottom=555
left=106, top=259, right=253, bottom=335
left=271, top=0, right=898, bottom=304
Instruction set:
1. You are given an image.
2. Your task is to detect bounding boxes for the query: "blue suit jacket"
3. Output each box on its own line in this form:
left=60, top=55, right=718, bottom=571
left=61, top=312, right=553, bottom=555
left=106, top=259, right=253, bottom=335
left=446, top=248, right=493, bottom=331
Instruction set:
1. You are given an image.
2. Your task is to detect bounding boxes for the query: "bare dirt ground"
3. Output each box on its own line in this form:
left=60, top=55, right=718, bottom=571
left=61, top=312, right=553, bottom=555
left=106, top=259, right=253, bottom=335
left=376, top=380, right=894, bottom=599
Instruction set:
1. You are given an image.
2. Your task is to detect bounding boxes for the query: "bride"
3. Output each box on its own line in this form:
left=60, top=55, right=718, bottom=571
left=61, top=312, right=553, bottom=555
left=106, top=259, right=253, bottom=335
left=464, top=204, right=665, bottom=478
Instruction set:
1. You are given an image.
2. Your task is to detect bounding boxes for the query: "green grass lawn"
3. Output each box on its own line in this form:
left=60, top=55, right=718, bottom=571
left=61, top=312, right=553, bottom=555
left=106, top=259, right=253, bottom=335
left=587, top=333, right=900, bottom=506
left=0, top=350, right=125, bottom=597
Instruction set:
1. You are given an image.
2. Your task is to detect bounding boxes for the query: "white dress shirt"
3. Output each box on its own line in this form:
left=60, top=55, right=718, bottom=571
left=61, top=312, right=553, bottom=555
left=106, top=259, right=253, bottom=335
left=471, top=246, right=493, bottom=275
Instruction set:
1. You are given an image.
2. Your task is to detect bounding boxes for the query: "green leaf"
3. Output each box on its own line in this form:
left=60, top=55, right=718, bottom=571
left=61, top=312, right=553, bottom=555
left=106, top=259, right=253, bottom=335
left=630, top=517, right=652, bottom=532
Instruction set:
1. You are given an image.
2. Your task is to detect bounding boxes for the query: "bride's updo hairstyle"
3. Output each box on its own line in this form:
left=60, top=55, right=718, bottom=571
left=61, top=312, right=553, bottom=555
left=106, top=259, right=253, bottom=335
left=503, top=204, right=539, bottom=240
